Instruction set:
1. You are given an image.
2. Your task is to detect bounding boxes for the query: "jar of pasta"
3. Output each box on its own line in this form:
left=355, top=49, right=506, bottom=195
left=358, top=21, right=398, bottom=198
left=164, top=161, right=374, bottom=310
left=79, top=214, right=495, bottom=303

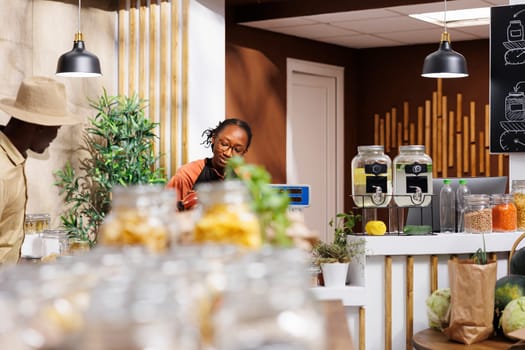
left=492, top=194, right=517, bottom=232
left=194, top=180, right=261, bottom=249
left=512, top=180, right=525, bottom=230
left=464, top=194, right=492, bottom=234
left=99, top=184, right=177, bottom=252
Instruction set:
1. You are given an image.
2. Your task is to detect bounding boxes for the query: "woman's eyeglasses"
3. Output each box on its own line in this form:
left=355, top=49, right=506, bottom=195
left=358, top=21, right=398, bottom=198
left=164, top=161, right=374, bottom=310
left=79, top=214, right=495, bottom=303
left=217, top=139, right=246, bottom=155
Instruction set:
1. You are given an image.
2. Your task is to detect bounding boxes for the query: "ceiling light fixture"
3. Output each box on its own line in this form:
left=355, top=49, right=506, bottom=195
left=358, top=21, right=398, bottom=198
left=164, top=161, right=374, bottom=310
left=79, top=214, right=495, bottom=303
left=410, top=7, right=490, bottom=28
left=421, top=0, right=468, bottom=78
left=56, top=0, right=102, bottom=77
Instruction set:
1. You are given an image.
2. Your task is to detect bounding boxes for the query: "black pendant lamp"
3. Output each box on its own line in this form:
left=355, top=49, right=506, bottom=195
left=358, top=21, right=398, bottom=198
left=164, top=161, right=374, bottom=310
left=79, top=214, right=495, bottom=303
left=421, top=0, right=468, bottom=78
left=56, top=0, right=102, bottom=77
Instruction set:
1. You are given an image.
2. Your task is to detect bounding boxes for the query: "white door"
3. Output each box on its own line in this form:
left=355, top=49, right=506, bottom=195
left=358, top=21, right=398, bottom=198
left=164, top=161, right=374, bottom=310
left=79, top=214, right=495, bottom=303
left=286, top=59, right=344, bottom=242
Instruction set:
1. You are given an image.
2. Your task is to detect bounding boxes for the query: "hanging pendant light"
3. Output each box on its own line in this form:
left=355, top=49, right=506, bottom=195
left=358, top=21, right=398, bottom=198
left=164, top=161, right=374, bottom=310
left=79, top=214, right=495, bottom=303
left=56, top=0, right=102, bottom=77
left=421, top=0, right=468, bottom=78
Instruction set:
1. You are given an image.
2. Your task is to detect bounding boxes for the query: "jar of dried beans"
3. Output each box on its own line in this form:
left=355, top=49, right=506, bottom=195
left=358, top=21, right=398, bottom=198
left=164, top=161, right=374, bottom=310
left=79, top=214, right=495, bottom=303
left=512, top=180, right=525, bottom=230
left=464, top=194, right=492, bottom=234
left=492, top=194, right=517, bottom=232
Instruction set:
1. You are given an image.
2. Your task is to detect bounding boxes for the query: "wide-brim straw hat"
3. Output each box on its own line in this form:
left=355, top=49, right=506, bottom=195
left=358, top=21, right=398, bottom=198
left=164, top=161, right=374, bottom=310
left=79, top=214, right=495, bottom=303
left=0, top=76, right=81, bottom=126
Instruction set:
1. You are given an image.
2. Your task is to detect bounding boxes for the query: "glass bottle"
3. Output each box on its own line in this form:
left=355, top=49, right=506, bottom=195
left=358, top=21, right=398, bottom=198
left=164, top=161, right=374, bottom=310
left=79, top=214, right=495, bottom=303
left=439, top=179, right=455, bottom=233
left=351, top=145, right=392, bottom=208
left=456, top=179, right=471, bottom=232
left=393, top=145, right=433, bottom=207
left=464, top=194, right=493, bottom=234
left=99, top=184, right=178, bottom=252
left=512, top=180, right=525, bottom=230
left=194, top=180, right=262, bottom=249
left=492, top=194, right=517, bottom=232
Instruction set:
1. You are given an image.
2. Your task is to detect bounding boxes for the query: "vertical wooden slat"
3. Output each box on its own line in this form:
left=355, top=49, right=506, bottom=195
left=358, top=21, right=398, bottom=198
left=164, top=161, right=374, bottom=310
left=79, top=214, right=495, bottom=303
left=374, top=114, right=380, bottom=145
left=182, top=0, right=190, bottom=164
left=385, top=256, right=392, bottom=350
left=463, top=116, right=469, bottom=174
left=158, top=1, right=169, bottom=173
left=149, top=1, right=158, bottom=121
left=437, top=79, right=442, bottom=116
left=432, top=93, right=438, bottom=177
left=479, top=131, right=485, bottom=174
left=170, top=0, right=180, bottom=177
left=380, top=118, right=385, bottom=147
left=437, top=116, right=442, bottom=174
left=441, top=96, right=448, bottom=178
left=456, top=133, right=462, bottom=177
left=498, top=154, right=504, bottom=176
left=456, top=93, right=463, bottom=177
left=129, top=0, right=137, bottom=94
left=118, top=0, right=127, bottom=95
left=417, top=106, right=423, bottom=145
left=391, top=108, right=397, bottom=148
left=425, top=100, right=431, bottom=154
left=359, top=307, right=366, bottom=350
left=430, top=255, right=438, bottom=292
left=470, top=102, right=476, bottom=177
left=448, top=111, right=454, bottom=168
left=386, top=112, right=391, bottom=152
left=406, top=256, right=414, bottom=350
left=403, top=102, right=409, bottom=143
left=139, top=0, right=147, bottom=100
left=485, top=104, right=491, bottom=176
left=409, top=122, right=415, bottom=145
left=456, top=93, right=463, bottom=132
left=397, top=122, right=403, bottom=148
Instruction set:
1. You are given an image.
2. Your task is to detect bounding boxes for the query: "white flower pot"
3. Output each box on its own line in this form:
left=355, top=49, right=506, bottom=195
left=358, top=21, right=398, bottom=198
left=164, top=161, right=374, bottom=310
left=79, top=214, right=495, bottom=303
left=321, top=262, right=349, bottom=287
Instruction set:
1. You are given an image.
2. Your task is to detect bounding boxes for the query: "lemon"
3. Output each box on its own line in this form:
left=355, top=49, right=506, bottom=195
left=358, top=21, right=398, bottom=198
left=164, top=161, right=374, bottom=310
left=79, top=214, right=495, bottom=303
left=365, top=220, right=387, bottom=235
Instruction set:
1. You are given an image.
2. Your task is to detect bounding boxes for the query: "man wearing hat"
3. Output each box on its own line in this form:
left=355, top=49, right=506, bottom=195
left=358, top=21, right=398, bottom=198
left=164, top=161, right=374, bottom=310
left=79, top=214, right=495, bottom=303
left=0, top=76, right=81, bottom=264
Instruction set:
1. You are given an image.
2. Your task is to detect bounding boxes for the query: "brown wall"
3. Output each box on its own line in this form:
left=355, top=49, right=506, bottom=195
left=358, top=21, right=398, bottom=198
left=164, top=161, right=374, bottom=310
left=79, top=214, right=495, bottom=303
left=226, top=22, right=495, bottom=211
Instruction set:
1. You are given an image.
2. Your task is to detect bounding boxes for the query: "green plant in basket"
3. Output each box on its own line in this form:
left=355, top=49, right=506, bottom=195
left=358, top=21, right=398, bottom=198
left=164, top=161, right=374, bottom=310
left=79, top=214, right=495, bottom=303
left=313, top=211, right=364, bottom=264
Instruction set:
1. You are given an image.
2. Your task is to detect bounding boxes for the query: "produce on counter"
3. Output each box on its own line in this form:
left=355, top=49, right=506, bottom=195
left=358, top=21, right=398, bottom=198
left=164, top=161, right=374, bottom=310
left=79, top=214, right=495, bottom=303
left=510, top=247, right=525, bottom=276
left=365, top=220, right=387, bottom=235
left=403, top=224, right=432, bottom=235
left=426, top=288, right=451, bottom=330
left=501, top=296, right=525, bottom=338
left=494, top=274, right=525, bottom=335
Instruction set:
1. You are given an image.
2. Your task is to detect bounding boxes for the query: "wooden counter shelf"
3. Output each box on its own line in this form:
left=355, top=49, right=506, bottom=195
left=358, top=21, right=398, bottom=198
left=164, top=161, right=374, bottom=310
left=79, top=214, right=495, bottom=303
left=412, top=328, right=515, bottom=350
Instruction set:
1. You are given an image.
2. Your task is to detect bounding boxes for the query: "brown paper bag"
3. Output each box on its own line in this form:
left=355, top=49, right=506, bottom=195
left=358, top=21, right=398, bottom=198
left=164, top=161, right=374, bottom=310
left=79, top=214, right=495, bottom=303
left=443, top=259, right=497, bottom=345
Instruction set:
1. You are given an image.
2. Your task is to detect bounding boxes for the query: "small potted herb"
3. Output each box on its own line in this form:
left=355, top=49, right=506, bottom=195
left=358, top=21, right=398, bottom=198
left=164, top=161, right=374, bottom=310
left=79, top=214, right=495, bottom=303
left=313, top=211, right=364, bottom=287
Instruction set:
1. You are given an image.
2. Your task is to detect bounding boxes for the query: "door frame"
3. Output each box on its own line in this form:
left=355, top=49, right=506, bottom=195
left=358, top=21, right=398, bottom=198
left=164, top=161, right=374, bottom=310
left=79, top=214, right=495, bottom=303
left=286, top=58, right=345, bottom=241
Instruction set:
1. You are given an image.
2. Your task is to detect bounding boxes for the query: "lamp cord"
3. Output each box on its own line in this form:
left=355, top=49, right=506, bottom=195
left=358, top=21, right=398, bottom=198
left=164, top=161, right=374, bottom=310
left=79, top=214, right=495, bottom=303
left=78, top=0, right=81, bottom=34
left=444, top=0, right=447, bottom=33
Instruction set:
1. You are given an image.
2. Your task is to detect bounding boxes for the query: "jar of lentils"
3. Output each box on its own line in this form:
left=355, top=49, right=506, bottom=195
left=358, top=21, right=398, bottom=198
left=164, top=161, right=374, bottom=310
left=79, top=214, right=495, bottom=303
left=492, top=194, right=517, bottom=232
left=464, top=194, right=492, bottom=234
left=512, top=180, right=525, bottom=230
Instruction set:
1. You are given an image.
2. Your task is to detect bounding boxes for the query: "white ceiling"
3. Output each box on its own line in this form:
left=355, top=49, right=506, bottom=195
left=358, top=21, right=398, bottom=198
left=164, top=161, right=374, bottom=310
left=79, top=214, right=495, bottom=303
left=240, top=0, right=508, bottom=49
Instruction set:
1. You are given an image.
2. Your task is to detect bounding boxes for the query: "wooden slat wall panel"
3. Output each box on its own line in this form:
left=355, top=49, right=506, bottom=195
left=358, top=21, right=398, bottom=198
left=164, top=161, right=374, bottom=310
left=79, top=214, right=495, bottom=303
left=117, top=0, right=189, bottom=178
left=359, top=307, right=366, bottom=350
left=406, top=256, right=414, bottom=350
left=385, top=256, right=392, bottom=350
left=371, top=80, right=508, bottom=179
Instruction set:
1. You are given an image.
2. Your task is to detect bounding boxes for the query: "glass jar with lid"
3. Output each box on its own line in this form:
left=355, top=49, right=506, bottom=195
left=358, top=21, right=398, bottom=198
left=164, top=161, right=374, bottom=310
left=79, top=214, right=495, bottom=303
left=99, top=184, right=178, bottom=252
left=393, top=145, right=433, bottom=207
left=464, top=194, right=493, bottom=234
left=194, top=180, right=262, bottom=249
left=351, top=145, right=392, bottom=208
left=492, top=194, right=517, bottom=232
left=512, top=180, right=525, bottom=230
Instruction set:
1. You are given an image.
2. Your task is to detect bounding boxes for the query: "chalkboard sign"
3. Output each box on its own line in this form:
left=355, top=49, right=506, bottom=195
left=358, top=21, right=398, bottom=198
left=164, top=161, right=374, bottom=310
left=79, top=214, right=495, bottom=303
left=490, top=4, right=525, bottom=153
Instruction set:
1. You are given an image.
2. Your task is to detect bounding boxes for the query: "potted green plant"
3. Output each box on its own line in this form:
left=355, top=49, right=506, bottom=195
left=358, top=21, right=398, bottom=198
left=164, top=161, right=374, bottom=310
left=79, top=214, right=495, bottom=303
left=313, top=211, right=364, bottom=287
left=54, top=90, right=166, bottom=246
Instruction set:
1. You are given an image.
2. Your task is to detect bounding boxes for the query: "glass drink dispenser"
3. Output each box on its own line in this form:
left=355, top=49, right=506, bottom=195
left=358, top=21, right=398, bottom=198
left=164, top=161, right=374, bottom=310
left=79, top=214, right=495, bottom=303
left=351, top=145, right=392, bottom=208
left=393, top=145, right=433, bottom=207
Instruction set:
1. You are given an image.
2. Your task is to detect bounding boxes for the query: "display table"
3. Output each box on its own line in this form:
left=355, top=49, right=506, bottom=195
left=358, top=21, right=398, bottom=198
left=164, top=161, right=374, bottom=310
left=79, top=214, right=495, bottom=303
left=412, top=328, right=514, bottom=350
left=321, top=300, right=355, bottom=350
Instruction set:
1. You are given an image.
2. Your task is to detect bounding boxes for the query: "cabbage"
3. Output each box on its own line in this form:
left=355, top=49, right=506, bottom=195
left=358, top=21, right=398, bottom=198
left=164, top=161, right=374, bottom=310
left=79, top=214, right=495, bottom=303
left=426, top=288, right=451, bottom=330
left=501, top=296, right=525, bottom=337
